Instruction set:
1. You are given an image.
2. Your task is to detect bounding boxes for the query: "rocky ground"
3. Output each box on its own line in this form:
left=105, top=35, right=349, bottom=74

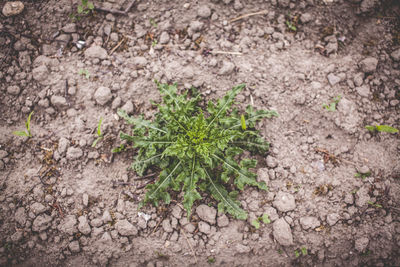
left=0, top=0, right=400, bottom=266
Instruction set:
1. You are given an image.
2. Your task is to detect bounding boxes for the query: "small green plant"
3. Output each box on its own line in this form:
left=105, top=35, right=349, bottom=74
left=92, top=117, right=103, bottom=147
left=323, top=95, right=341, bottom=111
left=207, top=257, right=216, bottom=264
left=294, top=247, right=308, bottom=258
left=151, top=40, right=158, bottom=47
left=13, top=111, right=34, bottom=138
left=286, top=20, right=297, bottom=32
left=70, top=0, right=94, bottom=21
left=149, top=18, right=158, bottom=28
left=367, top=201, right=382, bottom=208
left=251, top=214, right=271, bottom=229
left=365, top=125, right=399, bottom=134
left=354, top=172, right=371, bottom=180
left=116, top=82, right=278, bottom=219
left=79, top=69, right=90, bottom=79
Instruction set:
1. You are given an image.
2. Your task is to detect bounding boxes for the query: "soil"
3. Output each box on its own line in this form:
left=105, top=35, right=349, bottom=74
left=1, top=0, right=400, bottom=266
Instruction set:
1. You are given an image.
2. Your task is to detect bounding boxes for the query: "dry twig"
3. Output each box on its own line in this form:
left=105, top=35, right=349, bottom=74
left=180, top=227, right=198, bottom=263
left=229, top=10, right=268, bottom=23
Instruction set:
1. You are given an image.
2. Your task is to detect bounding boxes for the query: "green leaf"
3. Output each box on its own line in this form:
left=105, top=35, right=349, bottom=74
left=77, top=5, right=84, bottom=13
left=251, top=219, right=260, bottom=229
left=301, top=247, right=308, bottom=256
left=118, top=109, right=167, bottom=134
left=91, top=137, right=103, bottom=148
left=295, top=250, right=300, bottom=258
left=376, top=125, right=399, bottom=133
left=97, top=117, right=103, bottom=137
left=365, top=125, right=376, bottom=132
left=13, top=131, right=28, bottom=137
left=240, top=114, right=246, bottom=130
left=182, top=157, right=202, bottom=217
left=87, top=2, right=94, bottom=10
left=261, top=214, right=271, bottom=224
left=26, top=111, right=34, bottom=137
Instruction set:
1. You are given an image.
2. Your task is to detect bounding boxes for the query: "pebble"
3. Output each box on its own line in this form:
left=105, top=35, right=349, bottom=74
left=189, top=21, right=204, bottom=32
left=159, top=31, right=170, bottom=44
left=7, top=85, right=20, bottom=95
left=58, top=137, right=69, bottom=155
left=14, top=207, right=27, bottom=226
left=264, top=206, right=279, bottom=222
left=62, top=23, right=77, bottom=33
left=272, top=191, right=296, bottom=212
left=272, top=218, right=293, bottom=246
left=358, top=57, right=378, bottom=73
left=301, top=13, right=313, bottom=23
left=66, top=147, right=83, bottom=160
left=94, top=86, right=112, bottom=105
left=235, top=243, right=250, bottom=254
left=391, top=48, right=400, bottom=61
left=58, top=215, right=78, bottom=235
left=11, top=231, right=23, bottom=243
left=84, top=46, right=108, bottom=60
left=326, top=213, right=340, bottom=226
left=162, top=219, right=173, bottom=233
left=121, top=101, right=134, bottom=115
left=32, top=214, right=52, bottom=232
left=197, top=5, right=211, bottom=18
left=354, top=237, right=369, bottom=252
left=198, top=221, right=211, bottom=234
left=78, top=216, right=91, bottom=235
left=115, top=219, right=138, bottom=236
left=50, top=95, right=68, bottom=108
left=2, top=1, right=24, bottom=17
left=68, top=241, right=80, bottom=253
left=217, top=214, right=229, bottom=227
left=353, top=72, right=364, bottom=87
left=90, top=218, right=103, bottom=228
left=32, top=65, right=48, bottom=82
left=356, top=165, right=370, bottom=174
left=82, top=194, right=89, bottom=207
left=132, top=57, right=148, bottom=68
left=171, top=205, right=182, bottom=219
left=30, top=202, right=47, bottom=215
left=355, top=85, right=370, bottom=98
left=196, top=204, right=217, bottom=224
left=102, top=210, right=112, bottom=223
left=327, top=73, right=341, bottom=86
left=266, top=156, right=278, bottom=168
left=299, top=216, right=320, bottom=230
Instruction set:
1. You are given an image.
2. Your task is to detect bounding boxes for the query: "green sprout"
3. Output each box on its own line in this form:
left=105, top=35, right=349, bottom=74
left=367, top=201, right=382, bottom=208
left=13, top=111, right=34, bottom=138
left=365, top=125, right=399, bottom=134
left=294, top=247, right=308, bottom=258
left=354, top=172, right=371, bottom=180
left=79, top=69, right=90, bottom=79
left=323, top=95, right=341, bottom=111
left=92, top=117, right=103, bottom=147
left=286, top=20, right=297, bottom=32
left=149, top=18, right=158, bottom=28
left=251, top=214, right=271, bottom=229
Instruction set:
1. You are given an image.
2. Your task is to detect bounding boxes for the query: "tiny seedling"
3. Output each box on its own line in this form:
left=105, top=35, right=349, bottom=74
left=286, top=20, right=297, bottom=32
left=151, top=40, right=158, bottom=47
left=367, top=201, right=382, bottom=208
left=354, top=172, right=371, bottom=180
left=91, top=117, right=103, bottom=147
left=69, top=0, right=94, bottom=21
left=365, top=125, right=399, bottom=134
left=323, top=95, right=341, bottom=111
left=13, top=111, right=34, bottom=138
left=294, top=247, right=308, bottom=258
left=79, top=69, right=90, bottom=79
left=251, top=214, right=271, bottom=229
left=149, top=18, right=158, bottom=28
left=207, top=257, right=216, bottom=264
left=116, top=82, right=278, bottom=219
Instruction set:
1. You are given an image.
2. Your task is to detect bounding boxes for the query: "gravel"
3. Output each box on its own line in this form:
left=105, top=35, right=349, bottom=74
left=50, top=95, right=68, bottom=108
left=273, top=218, right=293, bottom=246
left=78, top=216, right=91, bottom=235
left=272, top=191, right=296, bottom=212
left=30, top=202, right=47, bottom=215
left=159, top=31, right=170, bottom=44
left=327, top=73, right=341, bottom=86
left=196, top=204, right=217, bottom=225
left=58, top=215, right=78, bottom=235
left=355, top=85, right=370, bottom=98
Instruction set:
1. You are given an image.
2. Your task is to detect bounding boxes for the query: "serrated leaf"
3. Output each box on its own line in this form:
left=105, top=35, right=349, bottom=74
left=118, top=109, right=167, bottom=134
left=182, top=157, right=202, bottom=217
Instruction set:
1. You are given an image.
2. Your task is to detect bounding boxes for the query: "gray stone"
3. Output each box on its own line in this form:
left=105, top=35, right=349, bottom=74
left=356, top=165, right=370, bottom=174
left=100, top=232, right=112, bottom=243
left=7, top=85, right=20, bottom=95
left=217, top=214, right=229, bottom=227
left=30, top=202, right=47, bottom=215
left=353, top=72, right=364, bottom=87
left=355, top=237, right=369, bottom=252
left=356, top=85, right=370, bottom=98
left=14, top=207, right=27, bottom=226
left=162, top=219, right=173, bottom=233
left=90, top=218, right=103, bottom=227
left=326, top=213, right=340, bottom=226
left=273, top=191, right=296, bottom=212
left=94, top=86, right=112, bottom=105
left=58, top=215, right=78, bottom=235
left=102, top=210, right=112, bottom=223
left=159, top=31, right=170, bottom=44
left=32, top=214, right=52, bottom=232
left=273, top=218, right=293, bottom=246
left=264, top=206, right=279, bottom=222
left=189, top=21, right=204, bottom=32
left=85, top=46, right=108, bottom=60
left=115, top=219, right=138, bottom=236
left=355, top=186, right=370, bottom=207
left=219, top=61, right=235, bottom=75
left=196, top=204, right=217, bottom=225
left=344, top=193, right=354, bottom=205
left=134, top=24, right=147, bottom=38
left=121, top=101, right=134, bottom=115
left=132, top=56, right=148, bottom=68
left=391, top=48, right=400, bottom=61
left=299, top=216, right=320, bottom=230
left=300, top=13, right=313, bottom=23
left=327, top=73, right=341, bottom=86
left=358, top=57, right=378, bottom=73
left=62, top=23, right=77, bottom=33
left=78, top=216, right=91, bottom=235
left=257, top=168, right=269, bottom=184
left=110, top=32, right=119, bottom=42
left=235, top=243, right=250, bottom=254
left=50, top=95, right=68, bottom=108
left=32, top=65, right=48, bottom=82
left=171, top=205, right=182, bottom=219
left=198, top=221, right=211, bottom=234
left=69, top=241, right=80, bottom=253
left=66, top=147, right=83, bottom=160
left=266, top=156, right=278, bottom=168
left=197, top=5, right=211, bottom=18
left=82, top=193, right=89, bottom=207
left=2, top=1, right=24, bottom=17
left=58, top=137, right=69, bottom=155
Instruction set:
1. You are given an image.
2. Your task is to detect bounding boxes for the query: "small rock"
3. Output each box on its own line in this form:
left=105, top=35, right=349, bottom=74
left=82, top=194, right=89, bottom=207
left=90, top=218, right=103, bottom=228
left=32, top=65, right=48, bottom=82
left=7, top=85, right=20, bottom=95
left=30, top=202, right=47, bottom=215
left=2, top=1, right=24, bottom=17
left=132, top=56, right=148, bottom=68
left=159, top=31, right=170, bottom=44
left=273, top=218, right=293, bottom=246
left=235, top=243, right=250, bottom=254
left=189, top=21, right=204, bottom=32
left=100, top=232, right=112, bottom=243
left=78, top=216, right=91, bottom=235
left=94, top=86, right=112, bottom=105
left=353, top=72, right=364, bottom=87
left=115, top=219, right=138, bottom=236
left=14, top=207, right=27, bottom=226
left=356, top=165, right=370, bottom=174
left=391, top=48, right=400, bottom=61
left=134, top=24, right=147, bottom=38
left=299, top=216, right=320, bottom=230
left=58, top=215, right=78, bottom=235
left=358, top=57, right=378, bottom=73
left=301, top=13, right=313, bottom=23
left=102, top=210, right=112, bottom=223
left=355, top=186, right=370, bottom=207
left=273, top=191, right=296, bottom=212
left=162, top=219, right=173, bottom=233
left=196, top=205, right=217, bottom=225
left=62, top=23, right=77, bottom=33
left=50, top=95, right=68, bottom=108
left=58, top=137, right=69, bottom=155
left=197, top=5, right=211, bottom=18
left=171, top=205, right=182, bottom=219
left=121, top=101, right=134, bottom=115
left=85, top=46, right=108, bottom=59
left=217, top=214, right=229, bottom=227
left=264, top=206, right=279, bottom=222
left=278, top=0, right=290, bottom=7
left=356, top=85, right=370, bottom=98
left=257, top=168, right=269, bottom=184
left=327, top=73, right=341, bottom=86
left=344, top=193, right=354, bottom=205
left=354, top=237, right=369, bottom=252
left=69, top=241, right=80, bottom=253
left=219, top=61, right=235, bottom=75
left=32, top=214, right=52, bottom=232
left=326, top=213, right=340, bottom=226
left=198, top=221, right=211, bottom=234
left=66, top=147, right=83, bottom=160
left=266, top=156, right=278, bottom=168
